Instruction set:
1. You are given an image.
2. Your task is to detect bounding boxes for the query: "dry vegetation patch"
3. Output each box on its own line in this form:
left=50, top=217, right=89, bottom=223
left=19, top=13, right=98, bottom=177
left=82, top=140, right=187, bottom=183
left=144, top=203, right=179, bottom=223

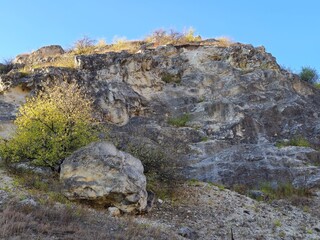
left=0, top=166, right=180, bottom=240
left=0, top=200, right=179, bottom=240
left=12, top=29, right=235, bottom=74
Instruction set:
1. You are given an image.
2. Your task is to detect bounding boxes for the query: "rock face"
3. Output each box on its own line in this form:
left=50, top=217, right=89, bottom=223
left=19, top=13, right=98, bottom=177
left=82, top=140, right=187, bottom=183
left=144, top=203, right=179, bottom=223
left=2, top=41, right=320, bottom=188
left=0, top=85, right=28, bottom=138
left=189, top=143, right=320, bottom=188
left=60, top=141, right=148, bottom=213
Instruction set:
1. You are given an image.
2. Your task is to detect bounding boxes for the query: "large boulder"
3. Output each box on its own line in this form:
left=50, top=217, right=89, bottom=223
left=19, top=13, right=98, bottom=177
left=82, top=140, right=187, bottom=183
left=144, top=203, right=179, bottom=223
left=60, top=141, right=147, bottom=213
left=32, top=45, right=65, bottom=58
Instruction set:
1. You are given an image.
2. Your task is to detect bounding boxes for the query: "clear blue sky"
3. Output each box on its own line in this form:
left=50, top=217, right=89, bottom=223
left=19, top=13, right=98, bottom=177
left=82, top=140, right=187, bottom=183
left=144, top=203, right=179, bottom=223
left=1, top=0, right=319, bottom=73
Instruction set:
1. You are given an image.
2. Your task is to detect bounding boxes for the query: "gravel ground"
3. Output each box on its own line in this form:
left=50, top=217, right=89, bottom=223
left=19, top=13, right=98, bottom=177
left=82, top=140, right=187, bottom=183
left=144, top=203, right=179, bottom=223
left=0, top=168, right=319, bottom=240
left=139, top=182, right=320, bottom=240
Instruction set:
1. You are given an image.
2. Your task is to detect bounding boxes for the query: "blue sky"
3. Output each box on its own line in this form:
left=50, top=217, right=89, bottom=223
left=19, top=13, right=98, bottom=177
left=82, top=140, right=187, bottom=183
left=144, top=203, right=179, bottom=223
left=0, top=0, right=319, bottom=73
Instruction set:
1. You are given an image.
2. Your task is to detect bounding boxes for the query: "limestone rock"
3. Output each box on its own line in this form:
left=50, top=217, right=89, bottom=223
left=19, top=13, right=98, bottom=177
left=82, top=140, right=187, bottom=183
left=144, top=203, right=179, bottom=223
left=108, top=207, right=121, bottom=217
left=2, top=42, right=320, bottom=188
left=0, top=190, right=9, bottom=208
left=248, top=190, right=265, bottom=200
left=32, top=45, right=65, bottom=58
left=187, top=143, right=320, bottom=188
left=0, top=101, right=16, bottom=121
left=19, top=198, right=38, bottom=207
left=13, top=53, right=30, bottom=65
left=13, top=45, right=65, bottom=66
left=60, top=141, right=147, bottom=213
left=178, top=226, right=198, bottom=239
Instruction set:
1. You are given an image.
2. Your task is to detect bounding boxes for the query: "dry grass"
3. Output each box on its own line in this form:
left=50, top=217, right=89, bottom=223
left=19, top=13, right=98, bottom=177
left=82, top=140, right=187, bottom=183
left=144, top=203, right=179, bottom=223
left=214, top=36, right=234, bottom=47
left=51, top=55, right=75, bottom=68
left=13, top=30, right=234, bottom=74
left=0, top=200, right=177, bottom=239
left=0, top=166, right=179, bottom=239
left=4, top=167, right=69, bottom=207
left=18, top=54, right=75, bottom=74
left=72, top=36, right=96, bottom=55
left=11, top=29, right=203, bottom=73
left=145, top=28, right=202, bottom=47
left=16, top=39, right=138, bottom=72
left=70, top=36, right=140, bottom=54
left=96, top=38, right=107, bottom=48
left=108, top=38, right=141, bottom=53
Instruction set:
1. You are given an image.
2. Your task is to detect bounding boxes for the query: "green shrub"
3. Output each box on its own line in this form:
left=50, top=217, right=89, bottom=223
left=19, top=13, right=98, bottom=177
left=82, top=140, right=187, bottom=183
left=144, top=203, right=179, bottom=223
left=200, top=136, right=209, bottom=142
left=289, top=137, right=311, bottom=147
left=299, top=66, right=319, bottom=84
left=161, top=73, right=181, bottom=83
left=259, top=182, right=310, bottom=200
left=314, top=83, right=320, bottom=89
left=276, top=136, right=311, bottom=148
left=0, top=82, right=99, bottom=172
left=306, top=229, right=313, bottom=234
left=168, top=113, right=190, bottom=127
left=273, top=219, right=282, bottom=228
left=279, top=231, right=286, bottom=238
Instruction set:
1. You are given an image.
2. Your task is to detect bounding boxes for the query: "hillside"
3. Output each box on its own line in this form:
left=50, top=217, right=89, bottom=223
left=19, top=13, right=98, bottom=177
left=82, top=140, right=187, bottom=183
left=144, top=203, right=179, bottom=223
left=1, top=39, right=320, bottom=239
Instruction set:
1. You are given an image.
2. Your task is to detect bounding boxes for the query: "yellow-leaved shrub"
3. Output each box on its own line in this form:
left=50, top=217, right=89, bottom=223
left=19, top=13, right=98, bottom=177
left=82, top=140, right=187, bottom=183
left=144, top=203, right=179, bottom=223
left=0, top=82, right=99, bottom=171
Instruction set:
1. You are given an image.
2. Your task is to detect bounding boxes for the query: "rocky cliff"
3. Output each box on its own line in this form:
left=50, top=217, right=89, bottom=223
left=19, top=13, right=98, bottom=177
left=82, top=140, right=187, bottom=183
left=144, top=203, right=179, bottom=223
left=1, top=41, right=320, bottom=189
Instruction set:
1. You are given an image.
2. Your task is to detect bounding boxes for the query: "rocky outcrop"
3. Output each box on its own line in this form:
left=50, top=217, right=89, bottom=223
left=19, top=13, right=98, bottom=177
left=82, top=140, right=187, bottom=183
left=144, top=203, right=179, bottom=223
left=60, top=141, right=148, bottom=213
left=0, top=85, right=29, bottom=138
left=14, top=45, right=65, bottom=65
left=188, top=143, right=320, bottom=188
left=2, top=42, right=320, bottom=188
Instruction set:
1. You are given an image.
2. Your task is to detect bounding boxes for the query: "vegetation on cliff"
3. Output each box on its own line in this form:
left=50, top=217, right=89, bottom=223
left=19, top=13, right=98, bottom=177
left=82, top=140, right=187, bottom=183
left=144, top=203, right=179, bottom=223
left=0, top=82, right=99, bottom=171
left=299, top=66, right=319, bottom=84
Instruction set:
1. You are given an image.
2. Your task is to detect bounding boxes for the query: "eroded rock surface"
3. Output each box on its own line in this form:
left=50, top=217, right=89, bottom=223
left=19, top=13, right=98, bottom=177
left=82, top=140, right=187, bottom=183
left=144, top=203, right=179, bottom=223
left=60, top=141, right=147, bottom=213
left=1, top=42, right=320, bottom=188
